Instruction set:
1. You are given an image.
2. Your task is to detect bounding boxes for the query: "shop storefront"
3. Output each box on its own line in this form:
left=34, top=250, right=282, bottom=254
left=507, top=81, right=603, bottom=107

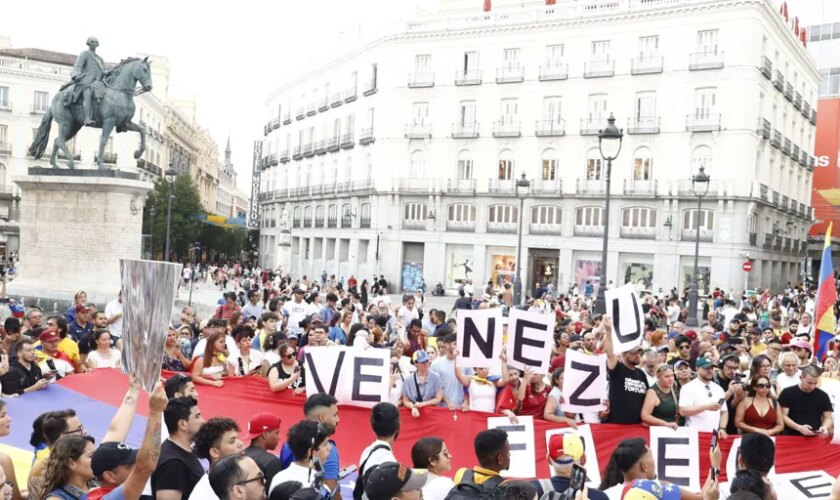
left=445, top=244, right=474, bottom=289
left=619, top=253, right=654, bottom=293
left=487, top=246, right=517, bottom=289
left=401, top=242, right=425, bottom=291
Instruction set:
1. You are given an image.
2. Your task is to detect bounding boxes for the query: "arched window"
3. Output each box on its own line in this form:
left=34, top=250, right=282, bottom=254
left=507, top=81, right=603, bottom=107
left=585, top=149, right=602, bottom=180
left=622, top=207, right=657, bottom=228
left=531, top=205, right=562, bottom=234
left=446, top=204, right=477, bottom=231
left=498, top=149, right=514, bottom=180
left=304, top=206, right=313, bottom=227
left=341, top=203, right=352, bottom=227
left=487, top=204, right=518, bottom=233
left=315, top=206, right=325, bottom=228
left=360, top=203, right=372, bottom=228
left=403, top=203, right=427, bottom=229
left=542, top=149, right=558, bottom=181
left=328, top=204, right=338, bottom=228
left=691, top=146, right=712, bottom=173
left=293, top=207, right=302, bottom=228
left=457, top=150, right=473, bottom=180
left=574, top=206, right=604, bottom=236
left=683, top=209, right=715, bottom=242
left=632, top=147, right=653, bottom=181
left=410, top=150, right=426, bottom=179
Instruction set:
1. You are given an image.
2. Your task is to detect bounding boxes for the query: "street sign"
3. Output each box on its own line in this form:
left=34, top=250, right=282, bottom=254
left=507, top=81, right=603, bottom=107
left=742, top=261, right=753, bottom=272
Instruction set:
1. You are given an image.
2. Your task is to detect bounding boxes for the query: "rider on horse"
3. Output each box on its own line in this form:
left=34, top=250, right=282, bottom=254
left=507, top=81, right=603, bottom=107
left=62, top=37, right=107, bottom=126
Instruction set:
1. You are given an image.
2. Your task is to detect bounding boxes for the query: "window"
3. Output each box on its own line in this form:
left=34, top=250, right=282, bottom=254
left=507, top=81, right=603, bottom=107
left=545, top=44, right=564, bottom=64
left=820, top=67, right=840, bottom=96
left=696, top=30, right=719, bottom=54
left=633, top=148, right=653, bottom=180
left=409, top=150, right=426, bottom=179
left=500, top=98, right=518, bottom=124
left=370, top=64, right=377, bottom=89
left=635, top=92, right=657, bottom=122
left=344, top=114, right=355, bottom=136
left=0, top=87, right=8, bottom=108
left=622, top=207, right=657, bottom=228
left=683, top=209, right=714, bottom=230
left=463, top=51, right=479, bottom=73
left=415, top=54, right=431, bottom=72
left=575, top=207, right=604, bottom=227
left=304, top=206, right=313, bottom=227
left=542, top=149, right=558, bottom=180
left=457, top=150, right=473, bottom=180
left=333, top=118, right=341, bottom=140
left=543, top=97, right=562, bottom=125
left=586, top=149, right=603, bottom=180
left=404, top=203, right=427, bottom=221
left=591, top=40, right=610, bottom=61
left=0, top=125, right=7, bottom=144
left=412, top=102, right=430, bottom=124
left=315, top=205, right=325, bottom=226
left=691, top=146, right=712, bottom=172
left=33, top=91, right=49, bottom=111
left=587, top=94, right=607, bottom=122
left=503, top=48, right=520, bottom=69
left=341, top=203, right=352, bottom=227
left=360, top=203, right=371, bottom=226
left=459, top=101, right=477, bottom=125
left=498, top=150, right=514, bottom=180
left=488, top=205, right=518, bottom=224
left=365, top=108, right=375, bottom=131
left=350, top=71, right=358, bottom=93
left=531, top=206, right=562, bottom=225
left=693, top=88, right=717, bottom=118
left=447, top=204, right=476, bottom=223
left=638, top=36, right=659, bottom=58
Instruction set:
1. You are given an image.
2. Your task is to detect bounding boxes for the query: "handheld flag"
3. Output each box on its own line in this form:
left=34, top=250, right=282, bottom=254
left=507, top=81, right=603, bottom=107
left=814, top=222, right=836, bottom=361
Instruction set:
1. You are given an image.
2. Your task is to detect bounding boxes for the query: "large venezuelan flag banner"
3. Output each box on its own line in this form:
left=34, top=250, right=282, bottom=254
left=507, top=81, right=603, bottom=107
left=815, top=222, right=837, bottom=361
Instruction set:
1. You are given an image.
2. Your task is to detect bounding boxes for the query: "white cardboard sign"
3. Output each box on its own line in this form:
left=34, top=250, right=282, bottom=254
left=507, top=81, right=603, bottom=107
left=455, top=308, right=504, bottom=368
left=487, top=416, right=536, bottom=479
left=304, top=346, right=390, bottom=408
left=544, top=424, right=601, bottom=486
left=649, top=426, right=700, bottom=492
left=604, top=284, right=645, bottom=354
left=560, top=349, right=607, bottom=414
left=505, top=308, right=554, bottom=373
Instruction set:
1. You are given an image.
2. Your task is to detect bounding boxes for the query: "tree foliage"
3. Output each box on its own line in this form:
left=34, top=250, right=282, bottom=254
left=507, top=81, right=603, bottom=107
left=142, top=175, right=203, bottom=260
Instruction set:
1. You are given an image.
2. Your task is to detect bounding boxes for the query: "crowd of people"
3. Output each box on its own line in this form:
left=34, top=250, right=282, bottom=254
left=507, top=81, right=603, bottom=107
left=1, top=263, right=840, bottom=500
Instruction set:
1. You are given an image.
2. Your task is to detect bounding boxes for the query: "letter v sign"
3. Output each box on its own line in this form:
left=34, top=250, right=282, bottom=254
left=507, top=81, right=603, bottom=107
left=305, top=350, right=346, bottom=395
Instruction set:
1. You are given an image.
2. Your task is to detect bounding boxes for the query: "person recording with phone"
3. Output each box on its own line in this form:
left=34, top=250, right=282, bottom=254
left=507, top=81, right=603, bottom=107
left=678, top=357, right=728, bottom=441
left=529, top=432, right=608, bottom=499
left=1, top=338, right=47, bottom=395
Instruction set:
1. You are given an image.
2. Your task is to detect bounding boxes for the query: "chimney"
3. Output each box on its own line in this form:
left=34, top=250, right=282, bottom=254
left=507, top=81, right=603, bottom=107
left=483, top=0, right=491, bottom=12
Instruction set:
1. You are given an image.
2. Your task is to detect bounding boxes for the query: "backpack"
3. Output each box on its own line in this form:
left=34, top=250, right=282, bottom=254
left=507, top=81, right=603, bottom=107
left=443, top=470, right=504, bottom=500
left=352, top=444, right=390, bottom=500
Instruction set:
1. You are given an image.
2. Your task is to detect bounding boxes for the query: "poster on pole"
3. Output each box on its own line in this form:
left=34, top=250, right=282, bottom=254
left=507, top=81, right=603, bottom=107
left=456, top=309, right=503, bottom=368
left=505, top=308, right=554, bottom=373
left=649, top=426, right=700, bottom=492
left=604, top=284, right=645, bottom=354
left=560, top=349, right=607, bottom=414
left=487, top=416, right=536, bottom=479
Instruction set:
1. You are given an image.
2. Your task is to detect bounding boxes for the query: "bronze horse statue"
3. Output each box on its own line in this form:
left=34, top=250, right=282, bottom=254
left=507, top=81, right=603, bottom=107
left=28, top=57, right=153, bottom=170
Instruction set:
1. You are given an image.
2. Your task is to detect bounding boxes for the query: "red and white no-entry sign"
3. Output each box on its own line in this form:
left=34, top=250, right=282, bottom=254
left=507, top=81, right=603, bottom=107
left=742, top=261, right=753, bottom=272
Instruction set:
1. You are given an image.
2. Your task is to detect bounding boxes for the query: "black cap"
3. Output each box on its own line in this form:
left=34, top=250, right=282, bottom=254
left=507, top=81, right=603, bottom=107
left=91, top=442, right=138, bottom=476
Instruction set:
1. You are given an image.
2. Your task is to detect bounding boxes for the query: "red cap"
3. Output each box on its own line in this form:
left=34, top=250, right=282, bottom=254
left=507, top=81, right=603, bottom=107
left=75, top=304, right=89, bottom=313
left=245, top=412, right=281, bottom=441
left=683, top=329, right=697, bottom=340
left=39, top=330, right=61, bottom=343
left=574, top=321, right=583, bottom=334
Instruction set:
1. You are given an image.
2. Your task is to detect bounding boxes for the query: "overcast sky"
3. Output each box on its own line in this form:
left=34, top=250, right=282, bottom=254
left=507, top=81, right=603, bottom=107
left=2, top=0, right=423, bottom=191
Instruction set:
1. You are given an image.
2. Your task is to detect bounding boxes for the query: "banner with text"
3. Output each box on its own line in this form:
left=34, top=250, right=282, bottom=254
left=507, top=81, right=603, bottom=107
left=456, top=309, right=504, bottom=369
left=561, top=349, right=607, bottom=414
left=506, top=308, right=554, bottom=373
left=605, top=284, right=645, bottom=354
left=304, top=346, right=390, bottom=408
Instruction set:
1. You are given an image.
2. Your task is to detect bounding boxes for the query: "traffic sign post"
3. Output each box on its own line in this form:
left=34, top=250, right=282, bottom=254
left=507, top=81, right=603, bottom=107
left=742, top=261, right=752, bottom=293
left=742, top=261, right=753, bottom=272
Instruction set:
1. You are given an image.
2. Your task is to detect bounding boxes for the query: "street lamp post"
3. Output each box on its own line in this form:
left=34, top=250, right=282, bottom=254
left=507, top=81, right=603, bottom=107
left=149, top=206, right=156, bottom=259
left=188, top=242, right=200, bottom=307
left=513, top=173, right=531, bottom=306
left=686, top=165, right=710, bottom=327
left=164, top=165, right=177, bottom=262
left=594, top=113, right=623, bottom=315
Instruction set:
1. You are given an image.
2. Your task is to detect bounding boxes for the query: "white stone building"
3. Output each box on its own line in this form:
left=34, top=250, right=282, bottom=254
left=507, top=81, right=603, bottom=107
left=258, top=0, right=819, bottom=295
left=217, top=136, right=237, bottom=217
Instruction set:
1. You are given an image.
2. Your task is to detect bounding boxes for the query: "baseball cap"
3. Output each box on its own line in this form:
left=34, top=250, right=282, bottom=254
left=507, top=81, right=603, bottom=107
left=364, top=463, right=428, bottom=500
left=683, top=329, right=697, bottom=340
left=622, top=479, right=681, bottom=500
left=75, top=304, right=89, bottom=313
left=695, top=357, right=713, bottom=369
left=412, top=350, right=430, bottom=364
left=568, top=334, right=582, bottom=343
left=791, top=338, right=813, bottom=352
left=245, top=412, right=281, bottom=441
left=548, top=432, right=585, bottom=464
left=38, top=330, right=60, bottom=343
left=673, top=359, right=691, bottom=370
left=9, top=303, right=24, bottom=318
left=91, top=442, right=138, bottom=477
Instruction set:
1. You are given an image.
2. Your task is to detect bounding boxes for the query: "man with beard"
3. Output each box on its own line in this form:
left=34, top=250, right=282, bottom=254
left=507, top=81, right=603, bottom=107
left=601, top=317, right=648, bottom=424
left=679, top=357, right=728, bottom=441
left=1, top=338, right=47, bottom=395
left=152, top=397, right=206, bottom=499
left=189, top=417, right=245, bottom=499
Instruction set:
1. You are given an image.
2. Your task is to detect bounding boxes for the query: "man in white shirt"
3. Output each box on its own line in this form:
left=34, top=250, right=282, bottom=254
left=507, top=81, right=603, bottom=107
left=678, top=357, right=728, bottom=440
left=104, top=291, right=123, bottom=338
left=269, top=420, right=335, bottom=496
left=189, top=417, right=244, bottom=500
left=666, top=299, right=681, bottom=325
left=357, top=403, right=400, bottom=500
left=282, top=288, right=316, bottom=338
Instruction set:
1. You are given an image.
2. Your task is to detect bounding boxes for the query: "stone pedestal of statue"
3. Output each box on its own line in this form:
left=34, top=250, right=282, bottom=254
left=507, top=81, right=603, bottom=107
left=7, top=168, right=153, bottom=307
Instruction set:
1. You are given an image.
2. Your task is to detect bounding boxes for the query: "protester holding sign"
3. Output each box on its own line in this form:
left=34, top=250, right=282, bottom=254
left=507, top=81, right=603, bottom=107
left=601, top=317, right=649, bottom=424
left=452, top=349, right=510, bottom=413
left=497, top=367, right=550, bottom=420
left=543, top=368, right=578, bottom=428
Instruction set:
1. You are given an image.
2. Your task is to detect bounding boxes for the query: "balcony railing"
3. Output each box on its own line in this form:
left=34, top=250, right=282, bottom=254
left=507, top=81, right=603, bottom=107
left=620, top=226, right=657, bottom=240
left=686, top=114, right=721, bottom=132
left=455, top=69, right=482, bottom=86
left=405, top=123, right=432, bottom=139
left=800, top=150, right=808, bottom=167
left=535, top=119, right=566, bottom=137
left=802, top=101, right=811, bottom=119
left=403, top=218, right=427, bottom=230
left=394, top=178, right=430, bottom=193
left=623, top=179, right=657, bottom=196
left=756, top=118, right=770, bottom=139
left=446, top=220, right=476, bottom=232
left=0, top=143, right=10, bottom=156
left=359, top=128, right=375, bottom=145
left=0, top=102, right=11, bottom=112
left=408, top=72, right=435, bottom=88
left=137, top=159, right=160, bottom=176
left=452, top=122, right=479, bottom=139
left=773, top=71, right=784, bottom=91
left=326, top=137, right=340, bottom=152
left=270, top=118, right=280, bottom=130
left=95, top=152, right=118, bottom=164
left=317, top=98, right=328, bottom=112
left=794, top=92, right=802, bottom=111
left=340, top=215, right=352, bottom=228
left=349, top=179, right=375, bottom=193
left=307, top=102, right=317, bottom=116
left=810, top=109, right=817, bottom=125
left=580, top=117, right=605, bottom=136
left=363, top=80, right=377, bottom=96
left=583, top=59, right=614, bottom=78
left=446, top=178, right=476, bottom=194
left=487, top=221, right=517, bottom=234
left=530, top=222, right=563, bottom=235
left=627, top=116, right=660, bottom=134
left=340, top=133, right=355, bottom=149
left=771, top=130, right=781, bottom=148
left=331, top=93, right=343, bottom=108
left=266, top=153, right=278, bottom=166
left=488, top=179, right=515, bottom=194
left=295, top=107, right=305, bottom=120
left=772, top=190, right=780, bottom=207
left=360, top=216, right=371, bottom=228
left=530, top=178, right=562, bottom=195
left=631, top=56, right=663, bottom=75
left=576, top=178, right=606, bottom=196
left=314, top=218, right=324, bottom=228
left=759, top=56, right=772, bottom=79
left=782, top=137, right=791, bottom=156
left=314, top=141, right=326, bottom=155
left=496, top=66, right=524, bottom=83
left=689, top=51, right=724, bottom=70
left=573, top=225, right=604, bottom=237
left=492, top=121, right=521, bottom=138
left=344, top=86, right=357, bottom=102
left=292, top=146, right=302, bottom=160
left=784, top=83, right=793, bottom=101
left=282, top=112, right=291, bottom=125
left=538, top=63, right=568, bottom=81
left=31, top=104, right=48, bottom=115
left=327, top=217, right=337, bottom=228
left=279, top=149, right=290, bottom=163
left=302, top=143, right=314, bottom=158
left=682, top=228, right=714, bottom=242
left=792, top=144, right=800, bottom=161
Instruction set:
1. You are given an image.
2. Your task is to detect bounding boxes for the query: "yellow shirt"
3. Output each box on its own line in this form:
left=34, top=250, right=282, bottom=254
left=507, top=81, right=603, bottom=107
left=453, top=466, right=502, bottom=485
left=33, top=338, right=81, bottom=366
left=750, top=343, right=767, bottom=357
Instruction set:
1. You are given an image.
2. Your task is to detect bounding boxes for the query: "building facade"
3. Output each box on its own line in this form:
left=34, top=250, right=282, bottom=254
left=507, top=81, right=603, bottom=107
left=217, top=136, right=237, bottom=217
left=258, top=0, right=819, bottom=294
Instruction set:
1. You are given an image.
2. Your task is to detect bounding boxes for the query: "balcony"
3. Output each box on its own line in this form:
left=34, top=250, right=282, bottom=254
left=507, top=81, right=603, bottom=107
left=137, top=159, right=160, bottom=176
left=794, top=92, right=802, bottom=111
left=279, top=149, right=290, bottom=163
left=580, top=117, right=605, bottom=136
left=492, top=121, right=521, bottom=138
left=782, top=138, right=791, bottom=156
left=802, top=101, right=811, bottom=119
left=792, top=144, right=800, bottom=161
left=95, top=152, right=118, bottom=164
left=0, top=101, right=11, bottom=112
left=455, top=69, right=482, bottom=86
left=394, top=178, right=431, bottom=193
left=327, top=217, right=337, bottom=229
left=496, top=66, right=524, bottom=84
left=0, top=143, right=10, bottom=156
left=810, top=109, right=817, bottom=125
left=302, top=143, right=314, bottom=158
left=689, top=51, right=724, bottom=70
left=538, top=63, right=568, bottom=81
left=686, top=114, right=721, bottom=132
left=576, top=178, right=606, bottom=196
left=292, top=146, right=302, bottom=160
left=782, top=195, right=790, bottom=212
left=488, top=179, right=515, bottom=194
left=405, top=123, right=432, bottom=140
left=326, top=137, right=340, bottom=153
left=331, top=93, right=343, bottom=108
left=363, top=80, right=377, bottom=97
left=627, top=116, right=660, bottom=134
left=314, top=218, right=324, bottom=229
left=682, top=228, right=714, bottom=242
left=620, top=226, right=657, bottom=240
left=773, top=71, right=784, bottom=91
left=583, top=59, right=614, bottom=78
left=800, top=150, right=808, bottom=167
left=314, top=141, right=326, bottom=155
left=772, top=190, right=780, bottom=207
left=307, top=103, right=317, bottom=116
left=784, top=83, right=793, bottom=101
left=282, top=112, right=291, bottom=125
left=530, top=178, right=562, bottom=195
left=360, top=216, right=371, bottom=228
left=535, top=119, right=566, bottom=137
left=58, top=149, right=81, bottom=161
left=756, top=118, right=770, bottom=139
left=623, top=179, right=657, bottom=196
left=808, top=156, right=815, bottom=170
left=631, top=56, right=663, bottom=75
left=295, top=107, right=305, bottom=120
left=530, top=222, right=563, bottom=235
left=403, top=218, right=427, bottom=230
left=349, top=179, right=375, bottom=193
left=771, top=130, right=781, bottom=148
left=344, top=87, right=357, bottom=103
left=266, top=153, right=278, bottom=166
left=340, top=215, right=352, bottom=228
left=340, top=133, right=355, bottom=149
left=762, top=234, right=773, bottom=250
left=446, top=178, right=476, bottom=194
left=447, top=219, right=476, bottom=232
left=487, top=221, right=517, bottom=234
left=759, top=56, right=772, bottom=79
left=749, top=232, right=758, bottom=245
left=270, top=118, right=280, bottom=130
left=359, top=128, right=375, bottom=145
left=452, top=122, right=479, bottom=139
left=30, top=105, right=48, bottom=115
left=408, top=72, right=435, bottom=88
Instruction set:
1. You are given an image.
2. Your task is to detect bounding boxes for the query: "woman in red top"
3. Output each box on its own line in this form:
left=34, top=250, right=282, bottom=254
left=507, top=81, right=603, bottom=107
left=734, top=374, right=784, bottom=435
left=496, top=367, right=549, bottom=421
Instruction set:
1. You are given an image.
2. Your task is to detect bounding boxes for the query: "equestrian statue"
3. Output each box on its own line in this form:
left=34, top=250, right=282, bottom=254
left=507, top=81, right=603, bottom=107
left=28, top=37, right=153, bottom=170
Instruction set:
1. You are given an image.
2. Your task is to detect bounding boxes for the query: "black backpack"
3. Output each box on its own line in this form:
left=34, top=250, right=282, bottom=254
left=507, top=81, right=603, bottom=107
left=352, top=444, right=390, bottom=500
left=444, top=470, right=504, bottom=500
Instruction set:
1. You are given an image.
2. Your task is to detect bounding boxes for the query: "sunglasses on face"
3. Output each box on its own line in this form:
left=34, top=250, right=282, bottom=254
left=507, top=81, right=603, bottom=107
left=285, top=353, right=295, bottom=359
left=754, top=383, right=771, bottom=389
left=678, top=345, right=690, bottom=350
left=235, top=472, right=265, bottom=487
